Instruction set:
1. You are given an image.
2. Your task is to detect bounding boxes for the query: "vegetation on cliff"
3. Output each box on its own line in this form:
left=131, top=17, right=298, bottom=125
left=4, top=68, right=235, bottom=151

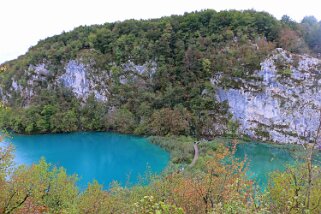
left=1, top=10, right=321, bottom=213
left=2, top=9, right=316, bottom=137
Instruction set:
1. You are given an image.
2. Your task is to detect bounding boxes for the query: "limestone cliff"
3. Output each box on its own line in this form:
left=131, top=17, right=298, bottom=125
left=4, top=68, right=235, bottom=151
left=2, top=58, right=156, bottom=105
left=216, top=48, right=321, bottom=147
left=3, top=47, right=321, bottom=147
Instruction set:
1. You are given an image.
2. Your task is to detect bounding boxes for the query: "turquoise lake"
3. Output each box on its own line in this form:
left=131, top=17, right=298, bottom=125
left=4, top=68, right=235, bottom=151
left=234, top=142, right=296, bottom=189
left=234, top=142, right=321, bottom=189
left=10, top=132, right=170, bottom=189
left=8, top=132, right=321, bottom=190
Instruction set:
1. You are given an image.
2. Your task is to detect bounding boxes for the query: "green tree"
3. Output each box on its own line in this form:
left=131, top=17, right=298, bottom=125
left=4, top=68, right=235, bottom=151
left=1, top=158, right=78, bottom=214
left=108, top=108, right=136, bottom=133
left=267, top=164, right=321, bottom=213
left=133, top=196, right=184, bottom=214
left=149, top=107, right=191, bottom=136
left=78, top=181, right=110, bottom=214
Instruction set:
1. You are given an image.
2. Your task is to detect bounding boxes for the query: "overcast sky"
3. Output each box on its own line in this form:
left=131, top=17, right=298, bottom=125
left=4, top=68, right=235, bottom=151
left=1, top=0, right=320, bottom=64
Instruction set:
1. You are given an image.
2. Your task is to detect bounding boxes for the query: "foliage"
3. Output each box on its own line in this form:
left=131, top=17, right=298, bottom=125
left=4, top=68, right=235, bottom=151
left=0, top=132, right=13, bottom=185
left=1, top=133, right=321, bottom=213
left=133, top=196, right=184, bottom=214
left=149, top=107, right=191, bottom=136
left=2, top=8, right=321, bottom=214
left=278, top=28, right=309, bottom=54
left=77, top=181, right=111, bottom=214
left=0, top=9, right=292, bottom=138
left=154, top=146, right=256, bottom=213
left=278, top=68, right=292, bottom=77
left=301, top=16, right=321, bottom=53
left=3, top=10, right=318, bottom=138
left=267, top=164, right=321, bottom=213
left=149, top=136, right=196, bottom=164
left=107, top=108, right=136, bottom=133
left=0, top=158, right=78, bottom=214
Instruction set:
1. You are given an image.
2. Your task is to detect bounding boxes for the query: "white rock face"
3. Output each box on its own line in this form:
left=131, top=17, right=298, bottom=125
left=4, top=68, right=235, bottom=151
left=11, top=80, right=21, bottom=91
left=4, top=48, right=321, bottom=148
left=217, top=49, right=321, bottom=147
left=59, top=60, right=109, bottom=101
left=3, top=59, right=156, bottom=104
left=6, top=63, right=47, bottom=105
left=10, top=63, right=49, bottom=92
left=31, top=63, right=50, bottom=76
left=123, top=60, right=157, bottom=76
left=58, top=60, right=155, bottom=101
left=60, top=60, right=90, bottom=98
left=119, top=61, right=157, bottom=84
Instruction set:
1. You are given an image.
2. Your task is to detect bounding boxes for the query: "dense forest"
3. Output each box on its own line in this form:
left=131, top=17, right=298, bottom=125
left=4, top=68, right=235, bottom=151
left=1, top=9, right=321, bottom=213
left=1, top=9, right=321, bottom=138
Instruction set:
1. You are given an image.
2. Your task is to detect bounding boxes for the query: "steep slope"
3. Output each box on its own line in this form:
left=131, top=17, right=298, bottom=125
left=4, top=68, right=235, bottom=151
left=1, top=9, right=321, bottom=147
left=217, top=48, right=321, bottom=146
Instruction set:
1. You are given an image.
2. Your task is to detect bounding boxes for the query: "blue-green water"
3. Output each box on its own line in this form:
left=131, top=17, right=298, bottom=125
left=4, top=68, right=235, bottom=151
left=8, top=132, right=321, bottom=190
left=234, top=142, right=321, bottom=189
left=10, top=132, right=169, bottom=189
left=234, top=142, right=296, bottom=189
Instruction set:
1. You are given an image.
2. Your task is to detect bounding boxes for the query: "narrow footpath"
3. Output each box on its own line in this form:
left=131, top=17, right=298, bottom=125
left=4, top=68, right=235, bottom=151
left=189, top=142, right=199, bottom=167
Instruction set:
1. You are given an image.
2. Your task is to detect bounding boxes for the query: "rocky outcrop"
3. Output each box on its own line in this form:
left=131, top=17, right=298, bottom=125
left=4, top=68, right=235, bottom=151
left=4, top=47, right=321, bottom=147
left=3, top=60, right=110, bottom=104
left=59, top=60, right=109, bottom=101
left=59, top=60, right=156, bottom=101
left=217, top=48, right=321, bottom=147
left=3, top=59, right=156, bottom=104
left=119, top=61, right=156, bottom=84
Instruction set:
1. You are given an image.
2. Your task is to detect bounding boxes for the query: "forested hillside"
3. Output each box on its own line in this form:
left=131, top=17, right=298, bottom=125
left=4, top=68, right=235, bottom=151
left=1, top=10, right=321, bottom=139
left=2, top=9, right=321, bottom=213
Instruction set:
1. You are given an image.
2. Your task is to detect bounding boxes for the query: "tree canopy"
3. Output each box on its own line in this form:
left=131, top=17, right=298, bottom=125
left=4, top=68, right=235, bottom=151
left=1, top=10, right=321, bottom=137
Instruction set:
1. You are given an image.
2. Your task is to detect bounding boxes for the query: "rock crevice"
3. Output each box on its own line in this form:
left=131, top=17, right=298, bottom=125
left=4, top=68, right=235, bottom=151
left=217, top=49, right=321, bottom=146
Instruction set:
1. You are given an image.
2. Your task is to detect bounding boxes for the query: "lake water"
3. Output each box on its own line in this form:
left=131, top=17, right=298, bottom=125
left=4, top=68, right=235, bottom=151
left=10, top=132, right=170, bottom=189
left=234, top=141, right=321, bottom=189
left=8, top=132, right=320, bottom=190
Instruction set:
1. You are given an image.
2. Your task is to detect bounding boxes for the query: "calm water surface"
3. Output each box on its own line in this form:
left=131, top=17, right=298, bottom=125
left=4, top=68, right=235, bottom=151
left=234, top=142, right=321, bottom=189
left=9, top=133, right=321, bottom=190
left=11, top=132, right=169, bottom=189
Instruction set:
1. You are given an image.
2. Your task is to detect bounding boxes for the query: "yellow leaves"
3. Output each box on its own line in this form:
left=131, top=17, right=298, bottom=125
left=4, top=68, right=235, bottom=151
left=267, top=164, right=321, bottom=213
left=149, top=143, right=256, bottom=213
left=0, top=158, right=79, bottom=214
left=15, top=198, right=49, bottom=214
left=0, top=138, right=255, bottom=213
left=0, top=101, right=8, bottom=110
left=0, top=65, right=7, bottom=73
left=78, top=180, right=110, bottom=214
left=133, top=195, right=184, bottom=214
